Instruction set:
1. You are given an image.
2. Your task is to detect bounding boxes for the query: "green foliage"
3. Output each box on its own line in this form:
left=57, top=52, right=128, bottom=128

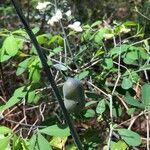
left=96, top=99, right=106, bottom=114
left=84, top=109, right=95, bottom=118
left=37, top=133, right=52, bottom=150
left=117, top=129, right=141, bottom=146
left=39, top=125, right=70, bottom=137
left=121, top=77, right=132, bottom=90
left=0, top=126, right=12, bottom=134
left=0, top=0, right=150, bottom=149
left=141, top=84, right=150, bottom=106
left=0, top=86, right=27, bottom=111
left=111, top=140, right=128, bottom=150
left=0, top=136, right=10, bottom=150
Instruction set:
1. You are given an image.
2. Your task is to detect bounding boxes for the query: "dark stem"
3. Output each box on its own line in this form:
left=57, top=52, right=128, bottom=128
left=11, top=0, right=83, bottom=149
left=0, top=62, right=7, bottom=99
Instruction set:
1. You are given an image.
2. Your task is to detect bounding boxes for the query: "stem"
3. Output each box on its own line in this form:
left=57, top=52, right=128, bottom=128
left=11, top=0, right=83, bottom=149
left=145, top=114, right=150, bottom=150
left=107, top=125, right=113, bottom=150
left=0, top=62, right=7, bottom=99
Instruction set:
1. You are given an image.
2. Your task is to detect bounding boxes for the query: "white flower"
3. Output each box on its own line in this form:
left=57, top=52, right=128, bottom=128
left=47, top=9, right=62, bottom=26
left=36, top=2, right=50, bottom=11
left=65, top=10, right=71, bottom=17
left=68, top=21, right=83, bottom=32
left=47, top=16, right=58, bottom=26
left=55, top=9, right=62, bottom=20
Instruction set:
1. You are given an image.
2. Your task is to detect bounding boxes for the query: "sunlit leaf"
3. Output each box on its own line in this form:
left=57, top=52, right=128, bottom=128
left=39, top=125, right=70, bottom=137
left=141, top=84, right=150, bottom=106
left=121, top=78, right=132, bottom=89
left=117, top=128, right=141, bottom=146
left=37, top=133, right=52, bottom=150
left=50, top=137, right=67, bottom=149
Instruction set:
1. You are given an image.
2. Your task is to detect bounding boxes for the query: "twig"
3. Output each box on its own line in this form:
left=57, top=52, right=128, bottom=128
left=107, top=125, right=114, bottom=150
left=115, top=95, right=128, bottom=110
left=39, top=103, right=46, bottom=122
left=87, top=81, right=109, bottom=97
left=5, top=117, right=46, bottom=128
left=26, top=119, right=39, bottom=138
left=131, top=37, right=150, bottom=46
left=12, top=116, right=27, bottom=132
left=23, top=99, right=27, bottom=124
left=117, top=111, right=145, bottom=127
left=145, top=113, right=150, bottom=150
left=135, top=7, right=150, bottom=21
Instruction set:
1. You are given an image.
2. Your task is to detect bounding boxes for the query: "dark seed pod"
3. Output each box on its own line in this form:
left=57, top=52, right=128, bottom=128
left=63, top=78, right=85, bottom=112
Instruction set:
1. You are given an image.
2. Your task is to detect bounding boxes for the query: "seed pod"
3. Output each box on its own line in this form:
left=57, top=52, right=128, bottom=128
left=64, top=99, right=78, bottom=113
left=63, top=77, right=85, bottom=112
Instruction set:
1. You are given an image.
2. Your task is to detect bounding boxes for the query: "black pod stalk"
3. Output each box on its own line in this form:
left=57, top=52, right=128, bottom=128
left=11, top=0, right=83, bottom=149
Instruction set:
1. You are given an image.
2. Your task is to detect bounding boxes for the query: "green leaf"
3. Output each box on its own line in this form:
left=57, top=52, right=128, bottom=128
left=103, top=58, right=113, bottom=69
left=3, top=35, right=19, bottom=56
left=13, top=137, right=28, bottom=150
left=27, top=90, right=36, bottom=103
left=84, top=109, right=95, bottom=118
left=0, top=48, right=11, bottom=62
left=28, top=134, right=38, bottom=150
left=140, top=64, right=150, bottom=71
left=66, top=144, right=77, bottom=150
left=0, top=86, right=27, bottom=111
left=39, top=125, right=70, bottom=137
left=127, top=108, right=136, bottom=116
left=91, top=20, right=102, bottom=28
left=109, top=44, right=130, bottom=56
left=12, top=29, right=27, bottom=36
left=36, top=34, right=51, bottom=45
left=111, top=140, right=128, bottom=150
left=123, top=57, right=135, bottom=65
left=123, top=21, right=137, bottom=27
left=125, top=51, right=139, bottom=61
left=48, top=35, right=63, bottom=46
left=0, top=126, right=12, bottom=134
left=32, top=27, right=40, bottom=34
left=141, top=84, right=150, bottom=106
left=29, top=68, right=41, bottom=83
left=0, top=136, right=10, bottom=150
left=96, top=99, right=106, bottom=114
left=75, top=70, right=89, bottom=80
left=28, top=57, right=41, bottom=83
left=125, top=92, right=145, bottom=109
left=49, top=46, right=63, bottom=57
left=139, top=48, right=149, bottom=59
left=37, top=133, right=52, bottom=150
left=117, top=128, right=141, bottom=146
left=94, top=28, right=110, bottom=44
left=121, top=78, right=132, bottom=90
left=50, top=137, right=67, bottom=149
left=82, top=29, right=92, bottom=41
left=16, top=58, right=31, bottom=76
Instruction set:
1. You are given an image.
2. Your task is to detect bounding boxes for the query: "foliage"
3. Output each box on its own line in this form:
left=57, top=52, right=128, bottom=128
left=0, top=0, right=150, bottom=149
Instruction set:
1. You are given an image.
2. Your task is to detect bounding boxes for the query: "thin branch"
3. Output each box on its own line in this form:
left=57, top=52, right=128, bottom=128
left=135, top=7, right=150, bottom=21
left=145, top=113, right=150, bottom=150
